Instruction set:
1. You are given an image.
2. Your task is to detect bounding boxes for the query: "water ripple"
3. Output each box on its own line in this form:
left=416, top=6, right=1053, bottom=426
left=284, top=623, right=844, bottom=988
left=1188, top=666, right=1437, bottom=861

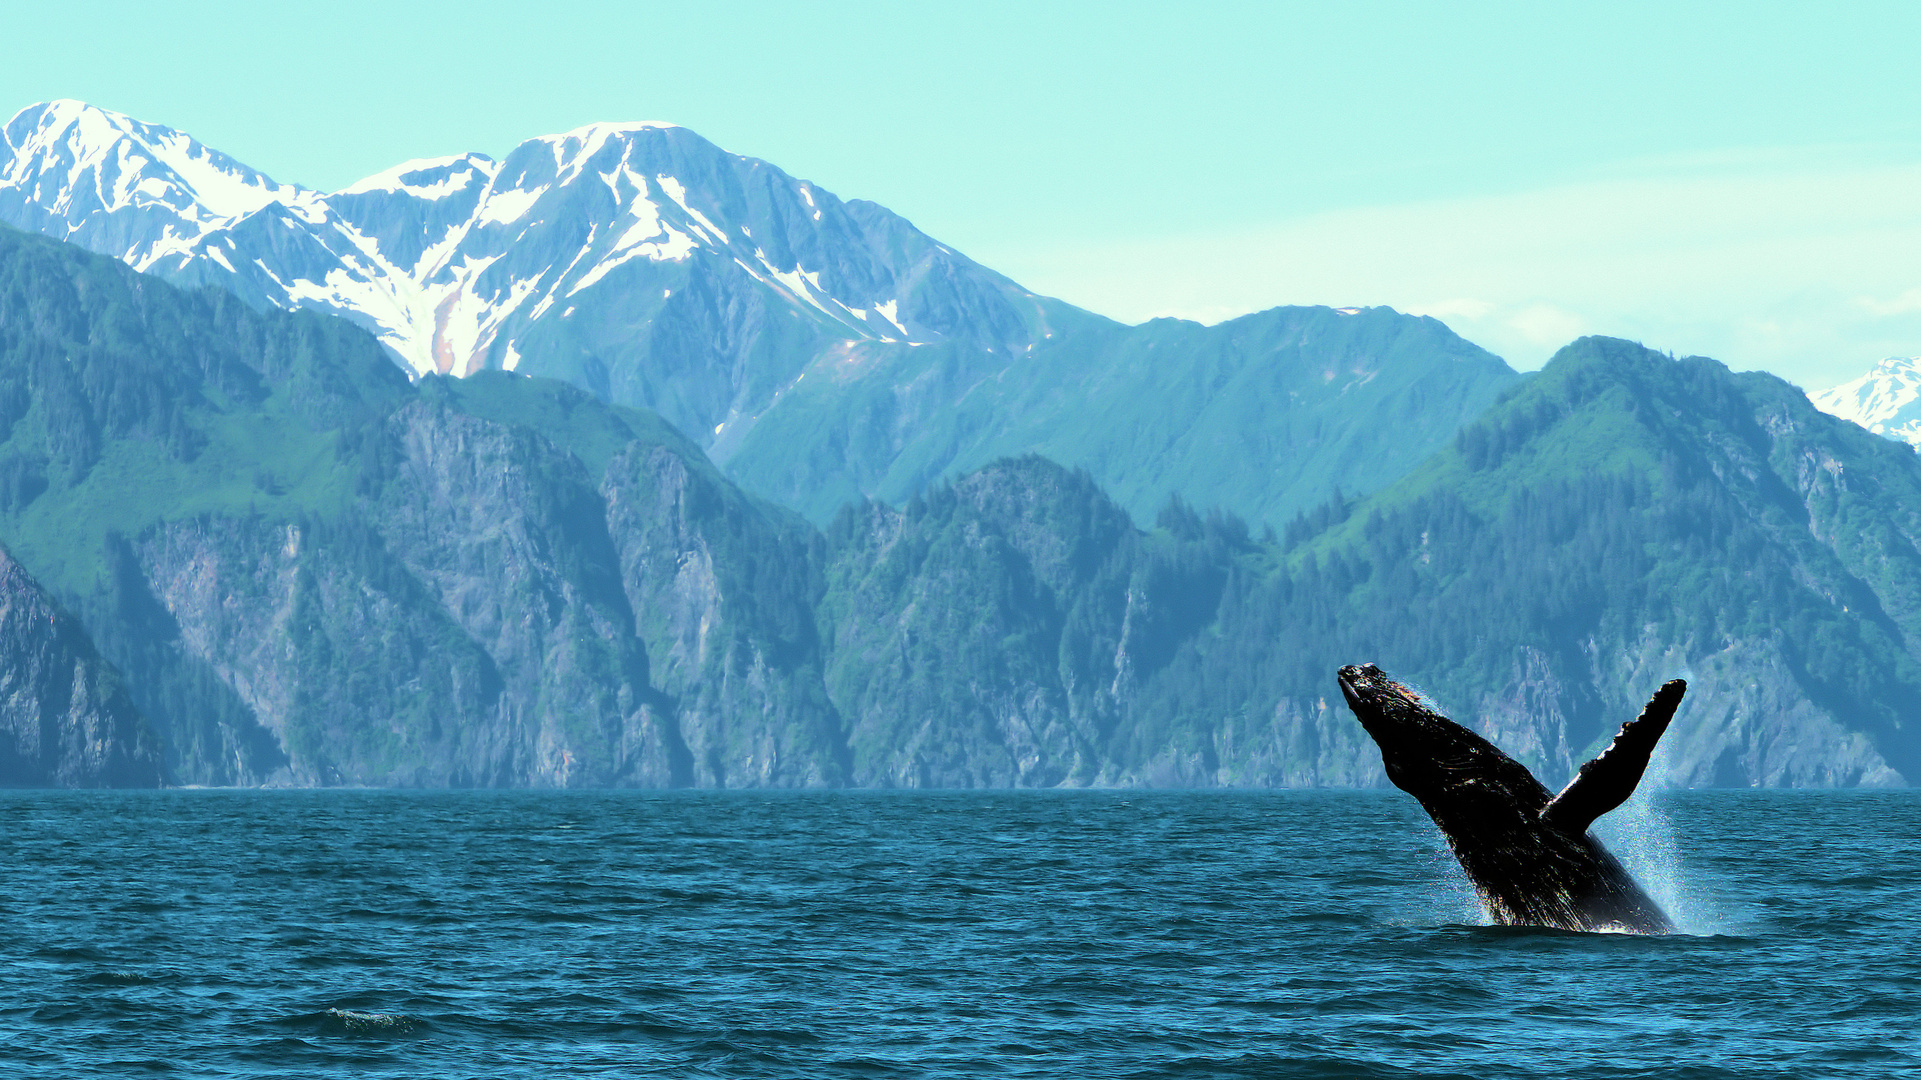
left=2, top=789, right=1918, bottom=1077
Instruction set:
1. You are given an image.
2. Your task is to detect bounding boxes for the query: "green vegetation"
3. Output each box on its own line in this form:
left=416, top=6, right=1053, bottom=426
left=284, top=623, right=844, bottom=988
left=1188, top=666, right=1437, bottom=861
left=815, top=336, right=1921, bottom=788
left=724, top=304, right=1521, bottom=528
left=4, top=225, right=1919, bottom=788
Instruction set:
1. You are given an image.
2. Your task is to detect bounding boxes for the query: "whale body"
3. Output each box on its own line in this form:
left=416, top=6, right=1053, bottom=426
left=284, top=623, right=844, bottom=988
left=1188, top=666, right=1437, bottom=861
left=1337, top=663, right=1686, bottom=934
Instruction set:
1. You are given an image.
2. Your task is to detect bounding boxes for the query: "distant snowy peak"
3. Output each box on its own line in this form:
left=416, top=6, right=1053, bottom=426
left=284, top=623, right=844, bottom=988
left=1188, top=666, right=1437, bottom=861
left=0, top=99, right=294, bottom=218
left=1809, top=356, right=1921, bottom=445
left=0, top=100, right=309, bottom=266
left=0, top=100, right=1037, bottom=388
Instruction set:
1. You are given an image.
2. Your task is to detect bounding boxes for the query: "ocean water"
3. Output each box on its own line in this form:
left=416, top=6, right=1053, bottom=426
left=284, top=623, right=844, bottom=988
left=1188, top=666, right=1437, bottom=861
left=2, top=789, right=1916, bottom=1079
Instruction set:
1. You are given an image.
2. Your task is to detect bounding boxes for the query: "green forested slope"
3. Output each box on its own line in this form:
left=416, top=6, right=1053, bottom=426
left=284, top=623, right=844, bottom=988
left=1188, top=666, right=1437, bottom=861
left=1194, top=338, right=1921, bottom=786
left=2, top=226, right=1916, bottom=788
left=810, top=337, right=1921, bottom=790
left=0, top=226, right=837, bottom=787
left=721, top=305, right=1520, bottom=527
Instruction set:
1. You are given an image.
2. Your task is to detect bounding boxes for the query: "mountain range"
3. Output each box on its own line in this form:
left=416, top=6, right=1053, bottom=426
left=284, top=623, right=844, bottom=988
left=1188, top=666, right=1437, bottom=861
left=0, top=100, right=1517, bottom=527
left=3, top=100, right=1920, bottom=791
left=1, top=225, right=1917, bottom=789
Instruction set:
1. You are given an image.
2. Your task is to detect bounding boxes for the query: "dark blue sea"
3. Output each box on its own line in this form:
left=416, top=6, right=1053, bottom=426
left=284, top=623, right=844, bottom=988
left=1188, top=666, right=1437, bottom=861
left=3, top=789, right=1916, bottom=1078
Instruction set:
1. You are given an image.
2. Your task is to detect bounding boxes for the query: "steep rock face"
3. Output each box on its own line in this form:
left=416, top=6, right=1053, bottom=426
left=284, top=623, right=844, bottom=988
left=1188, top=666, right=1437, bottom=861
left=109, top=394, right=743, bottom=788
left=601, top=441, right=845, bottom=787
left=131, top=516, right=506, bottom=786
left=0, top=227, right=703, bottom=786
left=1612, top=637, right=1898, bottom=788
left=0, top=544, right=161, bottom=786
left=1462, top=636, right=1900, bottom=791
left=372, top=398, right=670, bottom=786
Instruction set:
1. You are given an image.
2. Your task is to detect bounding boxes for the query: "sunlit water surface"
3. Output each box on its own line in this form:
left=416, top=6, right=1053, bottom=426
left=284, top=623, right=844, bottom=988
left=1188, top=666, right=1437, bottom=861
left=2, top=790, right=1916, bottom=1078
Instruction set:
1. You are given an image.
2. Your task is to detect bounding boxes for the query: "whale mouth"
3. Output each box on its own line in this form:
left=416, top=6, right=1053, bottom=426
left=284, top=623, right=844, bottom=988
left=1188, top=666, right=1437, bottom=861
left=1337, top=667, right=1366, bottom=710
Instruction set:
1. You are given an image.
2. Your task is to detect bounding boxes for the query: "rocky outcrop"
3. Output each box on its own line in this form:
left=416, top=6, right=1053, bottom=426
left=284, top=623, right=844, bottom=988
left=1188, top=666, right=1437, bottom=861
left=1599, top=635, right=1900, bottom=788
left=0, top=545, right=161, bottom=786
left=818, top=461, right=1132, bottom=787
left=602, top=440, right=845, bottom=787
left=371, top=399, right=671, bottom=786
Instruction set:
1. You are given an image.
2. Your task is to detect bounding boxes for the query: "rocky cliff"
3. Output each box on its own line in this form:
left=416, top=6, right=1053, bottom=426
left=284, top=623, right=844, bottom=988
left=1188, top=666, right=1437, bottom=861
left=0, top=544, right=161, bottom=786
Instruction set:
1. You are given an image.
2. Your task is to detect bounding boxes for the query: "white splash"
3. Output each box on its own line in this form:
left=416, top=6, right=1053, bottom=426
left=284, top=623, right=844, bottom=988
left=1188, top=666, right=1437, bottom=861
left=1592, top=794, right=1729, bottom=936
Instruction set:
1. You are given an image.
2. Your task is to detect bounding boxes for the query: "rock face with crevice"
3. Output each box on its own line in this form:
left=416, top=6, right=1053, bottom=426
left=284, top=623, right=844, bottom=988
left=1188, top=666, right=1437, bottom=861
left=0, top=544, right=162, bottom=786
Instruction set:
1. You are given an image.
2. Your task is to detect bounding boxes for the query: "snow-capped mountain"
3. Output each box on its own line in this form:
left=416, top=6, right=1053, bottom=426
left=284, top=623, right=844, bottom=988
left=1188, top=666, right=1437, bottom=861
left=0, top=99, right=1523, bottom=531
left=0, top=100, right=1078, bottom=448
left=1809, top=356, right=1921, bottom=446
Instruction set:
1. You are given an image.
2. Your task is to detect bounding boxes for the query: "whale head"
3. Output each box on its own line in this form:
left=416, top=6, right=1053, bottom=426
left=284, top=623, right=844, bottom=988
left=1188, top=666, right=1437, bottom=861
left=1336, top=663, right=1550, bottom=815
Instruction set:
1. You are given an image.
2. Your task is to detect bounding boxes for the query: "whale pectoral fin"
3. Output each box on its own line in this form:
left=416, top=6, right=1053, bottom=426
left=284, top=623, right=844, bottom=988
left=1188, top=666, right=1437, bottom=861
left=1541, top=679, right=1687, bottom=834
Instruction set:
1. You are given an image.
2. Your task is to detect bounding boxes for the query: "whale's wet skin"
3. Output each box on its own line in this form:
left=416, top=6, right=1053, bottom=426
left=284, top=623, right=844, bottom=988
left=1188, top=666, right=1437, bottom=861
left=1338, top=662, right=1684, bottom=933
left=5, top=789, right=1920, bottom=1078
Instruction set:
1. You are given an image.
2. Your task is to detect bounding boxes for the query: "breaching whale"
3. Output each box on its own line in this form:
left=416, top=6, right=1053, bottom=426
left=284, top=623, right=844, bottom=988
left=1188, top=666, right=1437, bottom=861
left=1337, top=663, right=1686, bottom=934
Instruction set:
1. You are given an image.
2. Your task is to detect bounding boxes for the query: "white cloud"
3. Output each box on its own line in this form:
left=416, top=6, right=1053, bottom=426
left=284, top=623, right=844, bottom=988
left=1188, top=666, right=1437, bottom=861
left=1855, top=287, right=1921, bottom=317
left=1506, top=304, right=1591, bottom=346
left=985, top=157, right=1921, bottom=390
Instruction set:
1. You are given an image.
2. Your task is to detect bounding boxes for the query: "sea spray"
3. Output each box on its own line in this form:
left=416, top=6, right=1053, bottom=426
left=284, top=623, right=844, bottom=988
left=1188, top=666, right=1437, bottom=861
left=1381, top=823, right=1487, bottom=928
left=1592, top=792, right=1726, bottom=935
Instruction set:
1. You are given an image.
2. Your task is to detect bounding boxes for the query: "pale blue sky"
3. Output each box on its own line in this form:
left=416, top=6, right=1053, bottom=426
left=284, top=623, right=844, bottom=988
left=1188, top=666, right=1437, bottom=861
left=6, top=1, right=1920, bottom=385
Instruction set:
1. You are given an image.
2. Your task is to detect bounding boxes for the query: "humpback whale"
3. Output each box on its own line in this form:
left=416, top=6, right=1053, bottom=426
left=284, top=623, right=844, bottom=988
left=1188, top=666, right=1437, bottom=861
left=1337, top=663, right=1686, bottom=934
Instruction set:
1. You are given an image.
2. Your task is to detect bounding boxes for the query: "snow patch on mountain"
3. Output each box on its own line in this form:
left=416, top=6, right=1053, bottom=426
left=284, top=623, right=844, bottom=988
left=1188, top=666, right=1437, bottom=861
left=1809, top=356, right=1921, bottom=445
left=475, top=186, right=544, bottom=226
left=339, top=154, right=497, bottom=198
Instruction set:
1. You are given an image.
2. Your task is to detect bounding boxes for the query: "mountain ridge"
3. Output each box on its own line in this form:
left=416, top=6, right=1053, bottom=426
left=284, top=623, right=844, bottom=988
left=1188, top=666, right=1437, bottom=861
left=2, top=100, right=1520, bottom=529
left=5, top=226, right=1914, bottom=789
left=2, top=99, right=1062, bottom=369
left=1270, top=336, right=1921, bottom=787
